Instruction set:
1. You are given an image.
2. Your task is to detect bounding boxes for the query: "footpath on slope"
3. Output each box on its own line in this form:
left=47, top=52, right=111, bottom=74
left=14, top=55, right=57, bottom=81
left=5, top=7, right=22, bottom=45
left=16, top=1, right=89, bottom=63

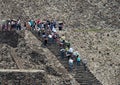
left=31, top=30, right=102, bottom=85
left=0, top=30, right=79, bottom=85
left=10, top=48, right=25, bottom=69
left=24, top=30, right=79, bottom=85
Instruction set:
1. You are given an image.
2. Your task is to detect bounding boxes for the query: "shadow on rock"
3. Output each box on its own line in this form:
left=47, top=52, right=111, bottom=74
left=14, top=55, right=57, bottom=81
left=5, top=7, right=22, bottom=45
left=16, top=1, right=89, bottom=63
left=0, top=31, right=22, bottom=48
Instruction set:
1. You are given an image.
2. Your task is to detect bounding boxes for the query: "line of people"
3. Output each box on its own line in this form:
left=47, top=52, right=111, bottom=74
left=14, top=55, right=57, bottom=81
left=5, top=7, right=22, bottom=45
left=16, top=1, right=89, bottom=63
left=0, top=18, right=87, bottom=72
left=23, top=19, right=64, bottom=32
left=0, top=18, right=64, bottom=31
left=34, top=19, right=86, bottom=72
left=58, top=35, right=87, bottom=72
left=1, top=19, right=21, bottom=31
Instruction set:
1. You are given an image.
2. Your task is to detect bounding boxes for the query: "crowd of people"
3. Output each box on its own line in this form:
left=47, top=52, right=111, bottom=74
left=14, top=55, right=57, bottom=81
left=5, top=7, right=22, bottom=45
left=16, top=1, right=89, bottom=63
left=1, top=19, right=21, bottom=31
left=0, top=18, right=87, bottom=72
left=33, top=19, right=87, bottom=72
left=0, top=18, right=64, bottom=31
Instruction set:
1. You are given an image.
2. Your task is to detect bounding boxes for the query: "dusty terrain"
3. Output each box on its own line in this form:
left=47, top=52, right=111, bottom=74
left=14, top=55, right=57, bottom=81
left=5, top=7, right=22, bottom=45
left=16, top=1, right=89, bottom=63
left=61, top=28, right=120, bottom=85
left=0, top=0, right=120, bottom=85
left=0, top=0, right=120, bottom=28
left=0, top=30, right=78, bottom=85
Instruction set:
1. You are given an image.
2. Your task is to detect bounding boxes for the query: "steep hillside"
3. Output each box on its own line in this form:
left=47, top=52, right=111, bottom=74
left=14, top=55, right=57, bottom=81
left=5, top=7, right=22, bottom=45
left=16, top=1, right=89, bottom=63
left=60, top=28, right=120, bottom=85
left=0, top=30, right=79, bottom=85
left=0, top=0, right=120, bottom=85
left=0, top=0, right=120, bottom=28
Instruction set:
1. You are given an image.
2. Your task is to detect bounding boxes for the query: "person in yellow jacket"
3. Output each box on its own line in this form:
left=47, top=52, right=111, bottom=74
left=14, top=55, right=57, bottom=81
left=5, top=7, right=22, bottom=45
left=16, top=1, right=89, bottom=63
left=60, top=34, right=66, bottom=48
left=61, top=34, right=65, bottom=42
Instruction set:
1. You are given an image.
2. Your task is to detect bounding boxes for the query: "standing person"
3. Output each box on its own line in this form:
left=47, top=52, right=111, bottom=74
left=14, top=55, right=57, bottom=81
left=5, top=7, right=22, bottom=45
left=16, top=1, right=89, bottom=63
left=41, top=22, right=44, bottom=28
left=42, top=30, right=46, bottom=36
left=14, top=20, right=18, bottom=30
left=65, top=40, right=71, bottom=49
left=55, top=33, right=60, bottom=44
left=23, top=22, right=26, bottom=30
left=1, top=20, right=6, bottom=31
left=50, top=21, right=54, bottom=30
left=43, top=36, right=48, bottom=46
left=60, top=48, right=65, bottom=59
left=60, top=34, right=66, bottom=48
left=68, top=58, right=74, bottom=72
left=61, top=34, right=65, bottom=43
left=29, top=19, right=36, bottom=30
left=59, top=40, right=64, bottom=48
left=73, top=51, right=79, bottom=61
left=16, top=19, right=21, bottom=30
left=36, top=19, right=41, bottom=31
left=37, top=26, right=41, bottom=36
left=6, top=20, right=9, bottom=30
left=66, top=47, right=74, bottom=60
left=53, top=19, right=57, bottom=28
left=42, top=30, right=46, bottom=42
left=58, top=22, right=63, bottom=31
left=52, top=32, right=57, bottom=43
left=7, top=19, right=11, bottom=31
left=2, top=24, right=5, bottom=31
left=33, top=20, right=36, bottom=30
left=52, top=27, right=57, bottom=33
left=66, top=51, right=72, bottom=60
left=11, top=20, right=15, bottom=30
left=82, top=59, right=87, bottom=71
left=76, top=56, right=81, bottom=66
left=68, top=47, right=74, bottom=54
left=48, top=34, right=53, bottom=44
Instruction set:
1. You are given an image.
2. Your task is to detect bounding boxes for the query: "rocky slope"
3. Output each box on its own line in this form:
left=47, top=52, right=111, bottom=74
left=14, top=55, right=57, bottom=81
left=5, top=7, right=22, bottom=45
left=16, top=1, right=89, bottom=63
left=60, top=28, right=120, bottom=85
left=0, top=30, right=79, bottom=85
left=0, top=0, right=120, bottom=28
left=0, top=0, right=120, bottom=85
